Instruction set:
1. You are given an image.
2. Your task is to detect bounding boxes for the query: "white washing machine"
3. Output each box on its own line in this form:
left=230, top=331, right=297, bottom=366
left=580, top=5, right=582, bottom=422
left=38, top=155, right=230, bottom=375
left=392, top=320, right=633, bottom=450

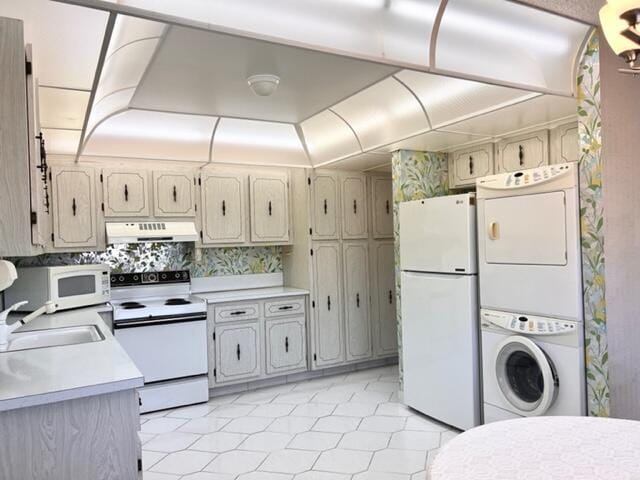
left=481, top=309, right=586, bottom=423
left=476, top=163, right=582, bottom=320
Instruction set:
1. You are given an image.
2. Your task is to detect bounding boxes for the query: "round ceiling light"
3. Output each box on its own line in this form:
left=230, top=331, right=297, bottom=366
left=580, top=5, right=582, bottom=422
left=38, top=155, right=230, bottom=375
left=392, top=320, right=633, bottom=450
left=247, top=74, right=280, bottom=97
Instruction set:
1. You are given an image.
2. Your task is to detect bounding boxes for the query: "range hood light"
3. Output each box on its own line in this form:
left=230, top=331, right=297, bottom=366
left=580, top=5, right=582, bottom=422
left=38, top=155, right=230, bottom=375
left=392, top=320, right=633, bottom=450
left=247, top=74, right=280, bottom=96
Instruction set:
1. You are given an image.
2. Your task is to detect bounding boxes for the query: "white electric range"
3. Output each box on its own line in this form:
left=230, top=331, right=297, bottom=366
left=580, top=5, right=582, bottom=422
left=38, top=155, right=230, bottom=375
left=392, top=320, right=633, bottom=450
left=110, top=270, right=208, bottom=413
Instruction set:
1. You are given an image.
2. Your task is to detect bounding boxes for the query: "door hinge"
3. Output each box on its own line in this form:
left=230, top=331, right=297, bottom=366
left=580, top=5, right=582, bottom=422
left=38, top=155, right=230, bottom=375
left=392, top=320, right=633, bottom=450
left=213, top=368, right=217, bottom=378
left=310, top=248, right=313, bottom=256
left=213, top=331, right=216, bottom=341
left=311, top=300, right=315, bottom=308
left=101, top=202, right=104, bottom=212
left=51, top=233, right=54, bottom=242
left=195, top=203, right=197, bottom=212
left=307, top=177, right=311, bottom=186
left=198, top=177, right=202, bottom=186
left=30, top=211, right=37, bottom=225
left=137, top=458, right=142, bottom=472
left=25, top=60, right=32, bottom=76
left=313, top=353, right=317, bottom=361
left=200, top=230, right=203, bottom=240
left=48, top=171, right=52, bottom=181
left=99, top=173, right=103, bottom=183
left=309, top=227, right=312, bottom=235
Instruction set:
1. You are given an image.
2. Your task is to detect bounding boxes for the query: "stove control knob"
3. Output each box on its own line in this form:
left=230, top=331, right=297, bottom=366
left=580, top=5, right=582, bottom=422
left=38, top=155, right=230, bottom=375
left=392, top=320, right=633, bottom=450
left=146, top=273, right=158, bottom=283
left=175, top=272, right=180, bottom=279
left=133, top=275, right=139, bottom=281
left=118, top=276, right=124, bottom=282
left=182, top=272, right=188, bottom=279
left=111, top=276, right=116, bottom=283
left=161, top=273, right=167, bottom=280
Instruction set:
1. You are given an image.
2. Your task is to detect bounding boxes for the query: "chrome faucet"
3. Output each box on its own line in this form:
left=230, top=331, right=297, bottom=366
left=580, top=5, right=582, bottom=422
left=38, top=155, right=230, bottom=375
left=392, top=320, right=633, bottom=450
left=0, top=300, right=58, bottom=347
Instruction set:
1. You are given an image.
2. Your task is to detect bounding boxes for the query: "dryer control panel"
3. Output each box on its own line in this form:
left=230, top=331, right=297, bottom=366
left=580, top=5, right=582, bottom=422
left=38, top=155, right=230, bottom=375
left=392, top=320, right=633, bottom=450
left=477, top=162, right=577, bottom=192
left=481, top=309, right=578, bottom=336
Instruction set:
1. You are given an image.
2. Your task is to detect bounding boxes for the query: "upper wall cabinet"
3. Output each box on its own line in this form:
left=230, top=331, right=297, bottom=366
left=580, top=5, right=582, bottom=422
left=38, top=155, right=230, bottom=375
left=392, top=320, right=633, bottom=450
left=341, top=173, right=368, bottom=239
left=551, top=122, right=579, bottom=164
left=201, top=171, right=247, bottom=244
left=153, top=171, right=196, bottom=217
left=310, top=171, right=340, bottom=240
left=449, top=143, right=495, bottom=189
left=496, top=129, right=549, bottom=173
left=370, top=175, right=393, bottom=239
left=249, top=172, right=290, bottom=243
left=51, top=165, right=98, bottom=249
left=101, top=168, right=150, bottom=217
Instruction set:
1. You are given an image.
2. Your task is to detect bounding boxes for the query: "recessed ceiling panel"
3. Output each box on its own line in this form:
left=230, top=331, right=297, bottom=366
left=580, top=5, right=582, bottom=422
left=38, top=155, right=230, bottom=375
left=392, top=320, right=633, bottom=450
left=84, top=109, right=216, bottom=162
left=435, top=0, right=591, bottom=94
left=38, top=87, right=90, bottom=129
left=300, top=111, right=362, bottom=166
left=41, top=129, right=82, bottom=155
left=332, top=77, right=430, bottom=151
left=213, top=118, right=309, bottom=167
left=376, top=129, right=491, bottom=153
left=131, top=25, right=397, bottom=123
left=442, top=94, right=577, bottom=137
left=395, top=70, right=539, bottom=129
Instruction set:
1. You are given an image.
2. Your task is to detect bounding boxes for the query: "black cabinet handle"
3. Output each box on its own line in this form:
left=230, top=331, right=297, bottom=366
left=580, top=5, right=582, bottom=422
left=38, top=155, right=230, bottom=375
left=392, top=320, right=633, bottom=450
left=323, top=199, right=327, bottom=215
left=236, top=343, right=241, bottom=360
left=222, top=200, right=226, bottom=216
left=285, top=336, right=289, bottom=353
left=353, top=199, right=357, bottom=215
left=389, top=290, right=393, bottom=304
left=385, top=200, right=390, bottom=215
left=124, top=184, right=129, bottom=202
left=230, top=310, right=246, bottom=316
left=518, top=145, right=524, bottom=166
left=469, top=155, right=474, bottom=175
left=327, top=296, right=331, bottom=311
left=356, top=293, right=360, bottom=308
left=172, top=185, right=177, bottom=202
left=278, top=305, right=293, bottom=311
left=72, top=198, right=77, bottom=216
left=268, top=200, right=272, bottom=216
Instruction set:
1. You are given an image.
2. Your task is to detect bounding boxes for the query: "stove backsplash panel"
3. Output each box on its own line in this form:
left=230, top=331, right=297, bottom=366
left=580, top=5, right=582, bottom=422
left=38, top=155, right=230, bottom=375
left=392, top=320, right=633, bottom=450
left=9, top=244, right=282, bottom=277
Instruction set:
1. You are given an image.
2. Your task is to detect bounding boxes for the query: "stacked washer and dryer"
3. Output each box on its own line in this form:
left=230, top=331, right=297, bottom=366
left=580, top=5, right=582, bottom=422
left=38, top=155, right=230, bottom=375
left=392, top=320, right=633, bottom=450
left=476, top=163, right=586, bottom=422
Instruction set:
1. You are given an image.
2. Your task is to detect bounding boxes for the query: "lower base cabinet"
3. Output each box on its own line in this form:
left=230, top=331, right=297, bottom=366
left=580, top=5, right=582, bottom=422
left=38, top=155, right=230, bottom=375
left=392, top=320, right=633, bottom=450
left=265, top=317, right=306, bottom=374
left=215, top=322, right=261, bottom=383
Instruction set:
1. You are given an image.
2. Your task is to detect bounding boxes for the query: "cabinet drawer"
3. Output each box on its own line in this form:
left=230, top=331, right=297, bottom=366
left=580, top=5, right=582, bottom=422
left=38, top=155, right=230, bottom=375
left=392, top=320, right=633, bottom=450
left=264, top=297, right=306, bottom=318
left=214, top=302, right=260, bottom=323
left=265, top=317, right=306, bottom=375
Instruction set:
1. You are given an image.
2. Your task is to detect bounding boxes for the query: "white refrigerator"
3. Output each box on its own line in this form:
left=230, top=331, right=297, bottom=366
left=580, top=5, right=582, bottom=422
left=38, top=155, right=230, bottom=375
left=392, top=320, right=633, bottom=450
left=399, top=193, right=481, bottom=430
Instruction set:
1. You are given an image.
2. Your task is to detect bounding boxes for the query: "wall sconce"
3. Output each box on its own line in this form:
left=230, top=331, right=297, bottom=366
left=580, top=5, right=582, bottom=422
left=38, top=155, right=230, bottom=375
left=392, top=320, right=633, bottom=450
left=600, top=0, right=640, bottom=74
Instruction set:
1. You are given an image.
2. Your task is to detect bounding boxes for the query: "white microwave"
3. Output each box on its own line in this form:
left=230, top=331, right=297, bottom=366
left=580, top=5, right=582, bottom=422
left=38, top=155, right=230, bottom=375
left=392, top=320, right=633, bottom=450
left=4, top=264, right=111, bottom=312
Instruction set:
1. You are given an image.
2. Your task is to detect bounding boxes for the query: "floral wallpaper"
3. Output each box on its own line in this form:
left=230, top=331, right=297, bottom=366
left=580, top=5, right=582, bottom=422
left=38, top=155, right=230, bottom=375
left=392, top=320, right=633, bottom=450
left=578, top=33, right=609, bottom=417
left=392, top=150, right=450, bottom=384
left=10, top=244, right=282, bottom=277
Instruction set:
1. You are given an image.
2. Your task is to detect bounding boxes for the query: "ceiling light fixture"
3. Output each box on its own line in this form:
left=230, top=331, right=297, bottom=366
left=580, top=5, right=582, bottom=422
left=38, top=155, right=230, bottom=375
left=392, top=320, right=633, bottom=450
left=599, top=0, right=640, bottom=74
left=247, top=74, right=280, bottom=97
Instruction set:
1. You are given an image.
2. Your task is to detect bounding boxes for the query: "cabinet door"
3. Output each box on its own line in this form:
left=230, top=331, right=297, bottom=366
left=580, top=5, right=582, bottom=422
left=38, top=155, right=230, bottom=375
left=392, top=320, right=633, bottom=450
left=312, top=242, right=344, bottom=368
left=341, top=173, right=368, bottom=239
left=371, top=241, right=397, bottom=357
left=215, top=322, right=261, bottom=384
left=201, top=172, right=246, bottom=244
left=102, top=169, right=149, bottom=217
left=311, top=172, right=340, bottom=240
left=153, top=171, right=196, bottom=217
left=343, top=241, right=372, bottom=361
left=496, top=130, right=549, bottom=173
left=250, top=172, right=290, bottom=243
left=370, top=176, right=393, bottom=239
left=551, top=123, right=579, bottom=164
left=51, top=165, right=97, bottom=248
left=449, top=144, right=494, bottom=188
left=265, top=317, right=307, bottom=375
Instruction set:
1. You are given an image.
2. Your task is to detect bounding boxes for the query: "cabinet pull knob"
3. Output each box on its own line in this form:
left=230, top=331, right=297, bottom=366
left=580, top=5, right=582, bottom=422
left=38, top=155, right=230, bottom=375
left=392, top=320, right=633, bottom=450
left=323, top=199, right=328, bottom=215
left=469, top=155, right=474, bottom=175
left=268, top=200, right=272, bottom=216
left=389, top=290, right=393, bottom=304
left=353, top=199, right=357, bottom=214
left=327, top=296, right=331, bottom=311
left=222, top=200, right=226, bottom=216
left=356, top=293, right=360, bottom=308
left=172, top=185, right=177, bottom=202
left=230, top=310, right=246, bottom=316
left=518, top=145, right=524, bottom=166
left=124, top=184, right=129, bottom=202
left=386, top=200, right=390, bottom=215
left=278, top=305, right=293, bottom=311
left=72, top=198, right=77, bottom=216
left=236, top=343, right=241, bottom=360
left=285, top=336, right=289, bottom=353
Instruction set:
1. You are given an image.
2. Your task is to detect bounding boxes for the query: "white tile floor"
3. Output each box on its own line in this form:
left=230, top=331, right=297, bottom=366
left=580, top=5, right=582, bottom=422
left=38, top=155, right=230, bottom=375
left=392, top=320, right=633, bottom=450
left=140, top=365, right=459, bottom=479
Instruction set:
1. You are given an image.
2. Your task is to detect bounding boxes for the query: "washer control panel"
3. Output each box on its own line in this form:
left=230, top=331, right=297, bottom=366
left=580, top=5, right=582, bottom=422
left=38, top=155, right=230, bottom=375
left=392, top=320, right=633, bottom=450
left=481, top=309, right=578, bottom=336
left=477, top=162, right=576, bottom=190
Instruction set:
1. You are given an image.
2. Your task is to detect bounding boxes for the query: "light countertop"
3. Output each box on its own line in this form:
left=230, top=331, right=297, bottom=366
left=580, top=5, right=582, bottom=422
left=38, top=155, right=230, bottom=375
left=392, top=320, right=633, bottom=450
left=0, top=307, right=143, bottom=412
left=195, top=286, right=309, bottom=304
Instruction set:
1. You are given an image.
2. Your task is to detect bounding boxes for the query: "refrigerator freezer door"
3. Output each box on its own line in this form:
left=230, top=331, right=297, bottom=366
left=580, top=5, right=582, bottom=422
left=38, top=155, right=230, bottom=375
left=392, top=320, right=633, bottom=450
left=399, top=194, right=477, bottom=274
left=401, top=271, right=481, bottom=430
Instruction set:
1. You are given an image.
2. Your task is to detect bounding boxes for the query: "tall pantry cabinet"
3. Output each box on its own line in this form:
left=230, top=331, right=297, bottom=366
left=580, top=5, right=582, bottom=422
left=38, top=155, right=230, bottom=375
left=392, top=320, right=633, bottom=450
left=306, top=170, right=397, bottom=371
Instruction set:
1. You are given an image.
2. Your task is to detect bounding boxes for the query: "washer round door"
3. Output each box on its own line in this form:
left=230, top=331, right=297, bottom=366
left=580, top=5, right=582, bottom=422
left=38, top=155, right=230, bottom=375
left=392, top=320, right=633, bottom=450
left=494, top=336, right=559, bottom=416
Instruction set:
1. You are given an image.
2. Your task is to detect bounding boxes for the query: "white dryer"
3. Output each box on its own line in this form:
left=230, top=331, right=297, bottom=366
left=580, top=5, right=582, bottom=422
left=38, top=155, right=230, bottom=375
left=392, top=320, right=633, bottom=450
left=481, top=309, right=586, bottom=423
left=476, top=163, right=582, bottom=320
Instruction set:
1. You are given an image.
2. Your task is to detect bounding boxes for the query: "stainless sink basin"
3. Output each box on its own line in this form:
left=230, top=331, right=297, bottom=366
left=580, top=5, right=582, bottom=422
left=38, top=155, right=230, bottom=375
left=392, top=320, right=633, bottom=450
left=0, top=325, right=104, bottom=352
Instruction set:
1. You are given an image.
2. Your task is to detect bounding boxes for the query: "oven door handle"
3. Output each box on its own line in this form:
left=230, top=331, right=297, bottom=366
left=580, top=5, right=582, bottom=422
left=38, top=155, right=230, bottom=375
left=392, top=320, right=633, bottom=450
left=113, top=314, right=206, bottom=329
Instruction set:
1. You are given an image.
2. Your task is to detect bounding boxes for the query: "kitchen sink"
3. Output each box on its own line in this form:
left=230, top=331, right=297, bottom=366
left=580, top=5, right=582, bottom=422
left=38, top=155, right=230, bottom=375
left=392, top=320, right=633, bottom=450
left=0, top=325, right=104, bottom=352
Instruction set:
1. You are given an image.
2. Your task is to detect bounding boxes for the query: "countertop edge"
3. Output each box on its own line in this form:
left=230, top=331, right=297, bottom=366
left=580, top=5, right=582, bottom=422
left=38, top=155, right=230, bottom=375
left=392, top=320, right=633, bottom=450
left=196, top=287, right=310, bottom=304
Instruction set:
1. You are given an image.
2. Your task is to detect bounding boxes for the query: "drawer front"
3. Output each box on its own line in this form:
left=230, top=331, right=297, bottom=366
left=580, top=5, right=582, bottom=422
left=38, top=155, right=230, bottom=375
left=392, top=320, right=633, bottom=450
left=265, top=317, right=307, bottom=375
left=264, top=297, right=306, bottom=318
left=215, top=302, right=260, bottom=323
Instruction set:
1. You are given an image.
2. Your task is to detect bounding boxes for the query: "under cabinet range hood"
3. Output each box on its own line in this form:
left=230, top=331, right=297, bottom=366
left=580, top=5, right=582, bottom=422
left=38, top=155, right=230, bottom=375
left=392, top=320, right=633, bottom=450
left=106, top=222, right=198, bottom=244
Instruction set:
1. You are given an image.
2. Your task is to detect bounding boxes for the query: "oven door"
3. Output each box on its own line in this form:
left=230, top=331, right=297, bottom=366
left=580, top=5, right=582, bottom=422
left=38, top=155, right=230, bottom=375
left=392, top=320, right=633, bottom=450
left=114, top=316, right=208, bottom=383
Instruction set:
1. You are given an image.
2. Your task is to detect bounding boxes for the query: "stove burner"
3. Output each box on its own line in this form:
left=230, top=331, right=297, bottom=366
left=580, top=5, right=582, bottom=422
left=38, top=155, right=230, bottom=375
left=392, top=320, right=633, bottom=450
left=120, top=301, right=145, bottom=309
left=165, top=298, right=191, bottom=306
